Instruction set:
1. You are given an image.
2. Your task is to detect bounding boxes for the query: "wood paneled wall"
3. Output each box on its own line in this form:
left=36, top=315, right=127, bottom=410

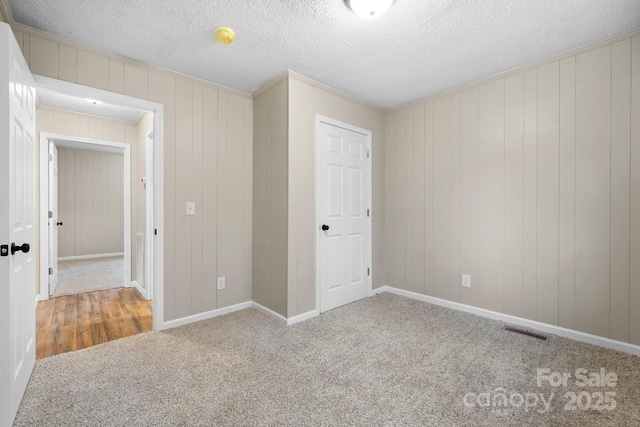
left=288, top=75, right=385, bottom=317
left=18, top=27, right=253, bottom=322
left=384, top=35, right=640, bottom=345
left=56, top=147, right=124, bottom=257
left=253, top=79, right=288, bottom=317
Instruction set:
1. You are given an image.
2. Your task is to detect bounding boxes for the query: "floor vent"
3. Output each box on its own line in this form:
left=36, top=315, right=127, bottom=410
left=503, top=326, right=548, bottom=341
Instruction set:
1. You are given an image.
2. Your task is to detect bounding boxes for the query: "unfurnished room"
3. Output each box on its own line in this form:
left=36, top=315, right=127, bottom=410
left=0, top=1, right=639, bottom=426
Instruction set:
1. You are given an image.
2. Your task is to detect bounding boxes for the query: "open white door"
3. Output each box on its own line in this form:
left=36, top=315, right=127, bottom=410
left=317, top=118, right=371, bottom=313
left=48, top=142, right=59, bottom=295
left=0, top=23, right=37, bottom=425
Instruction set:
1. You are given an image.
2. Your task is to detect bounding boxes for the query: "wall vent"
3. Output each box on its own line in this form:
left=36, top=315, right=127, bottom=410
left=503, top=326, right=548, bottom=341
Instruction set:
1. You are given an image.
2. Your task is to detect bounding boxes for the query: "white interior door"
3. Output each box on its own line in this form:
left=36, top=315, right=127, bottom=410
left=0, top=23, right=37, bottom=425
left=48, top=141, right=59, bottom=295
left=318, top=120, right=371, bottom=313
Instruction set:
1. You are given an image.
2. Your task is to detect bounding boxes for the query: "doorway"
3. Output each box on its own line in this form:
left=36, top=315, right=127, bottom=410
left=34, top=78, right=163, bottom=357
left=316, top=116, right=372, bottom=313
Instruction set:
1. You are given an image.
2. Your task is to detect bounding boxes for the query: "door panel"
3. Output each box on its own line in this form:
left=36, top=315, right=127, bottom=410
left=1, top=23, right=37, bottom=425
left=49, top=142, right=59, bottom=294
left=318, top=121, right=370, bottom=313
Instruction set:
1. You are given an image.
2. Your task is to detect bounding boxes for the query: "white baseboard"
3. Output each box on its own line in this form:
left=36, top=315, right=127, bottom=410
left=159, top=301, right=252, bottom=331
left=286, top=309, right=318, bottom=326
left=131, top=281, right=149, bottom=300
left=251, top=302, right=288, bottom=323
left=374, top=286, right=640, bottom=357
left=58, top=252, right=124, bottom=261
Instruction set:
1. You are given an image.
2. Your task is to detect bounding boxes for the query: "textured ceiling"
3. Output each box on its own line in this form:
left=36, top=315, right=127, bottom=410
left=38, top=90, right=144, bottom=123
left=8, top=0, right=640, bottom=109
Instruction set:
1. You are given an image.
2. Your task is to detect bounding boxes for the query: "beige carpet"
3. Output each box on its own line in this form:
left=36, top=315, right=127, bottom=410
left=14, top=293, right=640, bottom=426
left=53, top=256, right=125, bottom=297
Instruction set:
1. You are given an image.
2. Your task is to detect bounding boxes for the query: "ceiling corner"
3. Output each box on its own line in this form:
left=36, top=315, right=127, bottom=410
left=0, top=0, right=14, bottom=25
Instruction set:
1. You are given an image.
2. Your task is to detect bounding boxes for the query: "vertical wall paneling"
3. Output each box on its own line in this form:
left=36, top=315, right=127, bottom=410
left=405, top=107, right=414, bottom=292
left=191, top=84, right=204, bottom=314
left=459, top=90, right=478, bottom=306
left=575, top=45, right=611, bottom=338
left=76, top=50, right=109, bottom=91
left=384, top=113, right=395, bottom=289
left=610, top=39, right=632, bottom=342
left=558, top=57, right=577, bottom=330
left=216, top=92, right=228, bottom=309
left=433, top=96, right=452, bottom=300
left=522, top=69, right=538, bottom=320
left=58, top=44, right=77, bottom=83
left=536, top=62, right=560, bottom=326
left=411, top=104, right=425, bottom=295
left=395, top=110, right=407, bottom=290
left=450, top=94, right=462, bottom=303
left=124, top=64, right=149, bottom=100
left=174, top=78, right=193, bottom=319
left=29, top=35, right=58, bottom=79
left=424, top=102, right=434, bottom=296
left=477, top=80, right=505, bottom=312
left=109, top=59, right=125, bottom=94
left=503, top=73, right=524, bottom=317
left=202, top=86, right=219, bottom=312
left=629, top=35, right=640, bottom=346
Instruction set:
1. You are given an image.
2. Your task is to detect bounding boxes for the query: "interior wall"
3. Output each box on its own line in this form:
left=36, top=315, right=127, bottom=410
left=36, top=107, right=137, bottom=277
left=288, top=74, right=385, bottom=317
left=56, top=147, right=124, bottom=258
left=134, top=111, right=153, bottom=290
left=384, top=34, right=640, bottom=345
left=252, top=78, right=288, bottom=316
left=20, top=28, right=253, bottom=322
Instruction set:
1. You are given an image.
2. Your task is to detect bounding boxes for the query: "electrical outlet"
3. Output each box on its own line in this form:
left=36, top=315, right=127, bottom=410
left=462, top=274, right=471, bottom=288
left=217, top=276, right=226, bottom=290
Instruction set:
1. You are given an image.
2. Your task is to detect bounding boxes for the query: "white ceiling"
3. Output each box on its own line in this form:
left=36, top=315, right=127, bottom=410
left=8, top=0, right=640, bottom=109
left=38, top=90, right=144, bottom=123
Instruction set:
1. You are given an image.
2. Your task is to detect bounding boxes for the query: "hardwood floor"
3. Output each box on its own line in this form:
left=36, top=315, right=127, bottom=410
left=36, top=287, right=153, bottom=359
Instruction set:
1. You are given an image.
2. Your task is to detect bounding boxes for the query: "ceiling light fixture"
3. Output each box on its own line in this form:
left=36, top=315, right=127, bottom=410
left=346, top=0, right=394, bottom=19
left=215, top=27, right=236, bottom=44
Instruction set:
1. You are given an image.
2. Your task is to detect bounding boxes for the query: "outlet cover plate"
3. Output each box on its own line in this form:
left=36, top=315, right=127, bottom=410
left=217, top=276, right=226, bottom=290
left=462, top=274, right=471, bottom=288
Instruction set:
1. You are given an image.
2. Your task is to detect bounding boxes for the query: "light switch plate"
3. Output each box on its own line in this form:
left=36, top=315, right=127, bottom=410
left=186, top=202, right=196, bottom=216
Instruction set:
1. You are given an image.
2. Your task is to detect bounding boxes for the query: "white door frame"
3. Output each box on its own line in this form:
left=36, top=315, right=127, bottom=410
left=39, top=134, right=131, bottom=300
left=33, top=75, right=165, bottom=332
left=315, top=115, right=373, bottom=314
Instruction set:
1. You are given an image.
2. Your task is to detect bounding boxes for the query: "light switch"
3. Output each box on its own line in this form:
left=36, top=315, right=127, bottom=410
left=186, top=202, right=196, bottom=216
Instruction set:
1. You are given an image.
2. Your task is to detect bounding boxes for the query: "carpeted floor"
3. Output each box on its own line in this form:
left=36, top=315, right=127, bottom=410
left=14, top=293, right=640, bottom=426
left=54, top=256, right=125, bottom=297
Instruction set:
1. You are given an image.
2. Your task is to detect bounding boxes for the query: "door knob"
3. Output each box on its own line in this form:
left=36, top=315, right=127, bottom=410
left=321, top=224, right=329, bottom=231
left=57, top=222, right=63, bottom=226
left=11, top=243, right=30, bottom=255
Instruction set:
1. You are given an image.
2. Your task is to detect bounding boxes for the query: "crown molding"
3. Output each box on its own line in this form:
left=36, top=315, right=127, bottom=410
left=387, top=26, right=640, bottom=113
left=0, top=0, right=14, bottom=25
left=9, top=21, right=252, bottom=100
left=287, top=70, right=385, bottom=113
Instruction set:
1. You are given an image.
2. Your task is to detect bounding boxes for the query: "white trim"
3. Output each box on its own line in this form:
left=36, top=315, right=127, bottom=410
left=131, top=280, right=148, bottom=300
left=315, top=115, right=373, bottom=315
left=251, top=302, right=288, bottom=323
left=34, top=76, right=164, bottom=332
left=374, top=286, right=640, bottom=357
left=158, top=302, right=252, bottom=331
left=58, top=252, right=125, bottom=261
left=145, top=129, right=154, bottom=302
left=286, top=310, right=318, bottom=326
left=39, top=133, right=132, bottom=301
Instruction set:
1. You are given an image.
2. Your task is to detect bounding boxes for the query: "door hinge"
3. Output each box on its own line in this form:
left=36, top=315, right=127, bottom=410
left=48, top=211, right=53, bottom=219
left=367, top=150, right=370, bottom=158
left=154, top=228, right=157, bottom=236
left=367, top=209, right=370, bottom=217
left=49, top=267, right=53, bottom=275
left=49, top=153, right=53, bottom=161
left=367, top=268, right=370, bottom=276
